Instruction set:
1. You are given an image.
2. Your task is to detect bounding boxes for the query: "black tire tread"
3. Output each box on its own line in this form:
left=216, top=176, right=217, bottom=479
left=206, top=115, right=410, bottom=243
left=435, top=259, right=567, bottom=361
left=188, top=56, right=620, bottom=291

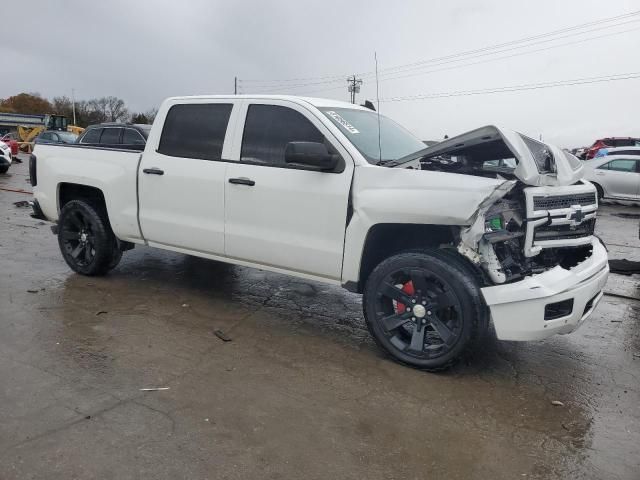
left=363, top=249, right=488, bottom=372
left=57, top=200, right=121, bottom=276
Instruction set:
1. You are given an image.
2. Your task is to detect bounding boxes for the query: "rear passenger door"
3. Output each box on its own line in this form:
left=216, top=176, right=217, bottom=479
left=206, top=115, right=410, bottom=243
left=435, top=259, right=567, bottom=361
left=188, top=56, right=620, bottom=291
left=138, top=100, right=238, bottom=255
left=224, top=101, right=354, bottom=280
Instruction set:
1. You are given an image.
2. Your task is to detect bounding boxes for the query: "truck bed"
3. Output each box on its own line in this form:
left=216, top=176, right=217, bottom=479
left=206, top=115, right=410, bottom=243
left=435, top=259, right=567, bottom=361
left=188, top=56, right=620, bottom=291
left=32, top=144, right=144, bottom=242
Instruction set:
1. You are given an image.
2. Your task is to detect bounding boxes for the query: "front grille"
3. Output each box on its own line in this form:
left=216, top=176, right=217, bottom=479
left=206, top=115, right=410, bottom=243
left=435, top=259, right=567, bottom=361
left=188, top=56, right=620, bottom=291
left=534, top=219, right=595, bottom=241
left=533, top=193, right=596, bottom=210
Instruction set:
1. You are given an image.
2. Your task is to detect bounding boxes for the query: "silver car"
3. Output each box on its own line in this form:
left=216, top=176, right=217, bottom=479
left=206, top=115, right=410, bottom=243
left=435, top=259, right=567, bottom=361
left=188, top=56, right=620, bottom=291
left=583, top=155, right=640, bottom=200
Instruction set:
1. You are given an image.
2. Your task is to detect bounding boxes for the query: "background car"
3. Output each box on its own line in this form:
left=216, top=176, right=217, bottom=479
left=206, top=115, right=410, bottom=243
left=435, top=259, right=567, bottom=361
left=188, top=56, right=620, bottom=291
left=0, top=140, right=13, bottom=174
left=585, top=137, right=640, bottom=159
left=594, top=146, right=640, bottom=158
left=34, top=130, right=78, bottom=145
left=1, top=133, right=19, bottom=156
left=583, top=155, right=640, bottom=200
left=76, top=123, right=151, bottom=151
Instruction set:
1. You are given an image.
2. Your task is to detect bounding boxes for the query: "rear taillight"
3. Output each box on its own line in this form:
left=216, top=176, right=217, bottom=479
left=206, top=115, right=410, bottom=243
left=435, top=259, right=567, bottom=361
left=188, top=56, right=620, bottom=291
left=29, top=154, right=37, bottom=186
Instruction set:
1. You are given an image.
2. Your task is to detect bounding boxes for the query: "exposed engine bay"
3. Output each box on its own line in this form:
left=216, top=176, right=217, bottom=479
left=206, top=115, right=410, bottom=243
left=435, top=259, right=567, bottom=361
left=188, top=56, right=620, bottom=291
left=419, top=138, right=521, bottom=181
left=402, top=126, right=598, bottom=285
left=477, top=188, right=594, bottom=283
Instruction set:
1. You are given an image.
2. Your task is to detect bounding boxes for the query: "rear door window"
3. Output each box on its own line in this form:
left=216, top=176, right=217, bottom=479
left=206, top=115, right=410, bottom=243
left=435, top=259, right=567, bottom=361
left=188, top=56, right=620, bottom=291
left=100, top=128, right=121, bottom=145
left=81, top=128, right=101, bottom=144
left=158, top=103, right=233, bottom=160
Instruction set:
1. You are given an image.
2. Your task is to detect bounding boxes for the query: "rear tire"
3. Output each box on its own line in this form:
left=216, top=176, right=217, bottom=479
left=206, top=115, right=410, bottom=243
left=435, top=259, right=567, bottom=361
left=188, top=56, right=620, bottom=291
left=363, top=250, right=488, bottom=371
left=0, top=165, right=8, bottom=174
left=57, top=200, right=121, bottom=276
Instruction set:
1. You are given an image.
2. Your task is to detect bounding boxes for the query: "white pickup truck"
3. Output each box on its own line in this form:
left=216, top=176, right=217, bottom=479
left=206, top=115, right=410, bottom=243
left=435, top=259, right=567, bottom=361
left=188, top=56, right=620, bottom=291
left=30, top=95, right=609, bottom=370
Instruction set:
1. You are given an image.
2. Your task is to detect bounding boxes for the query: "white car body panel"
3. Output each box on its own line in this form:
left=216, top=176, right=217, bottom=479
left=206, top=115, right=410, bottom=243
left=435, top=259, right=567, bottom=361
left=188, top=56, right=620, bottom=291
left=416, top=125, right=584, bottom=187
left=32, top=95, right=608, bottom=343
left=482, top=239, right=608, bottom=340
left=582, top=155, right=640, bottom=200
left=223, top=98, right=354, bottom=280
left=32, top=145, right=141, bottom=241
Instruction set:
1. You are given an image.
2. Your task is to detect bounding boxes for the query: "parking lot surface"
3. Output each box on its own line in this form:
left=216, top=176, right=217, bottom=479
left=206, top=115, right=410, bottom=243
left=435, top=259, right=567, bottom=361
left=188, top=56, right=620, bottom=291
left=1, top=157, right=639, bottom=479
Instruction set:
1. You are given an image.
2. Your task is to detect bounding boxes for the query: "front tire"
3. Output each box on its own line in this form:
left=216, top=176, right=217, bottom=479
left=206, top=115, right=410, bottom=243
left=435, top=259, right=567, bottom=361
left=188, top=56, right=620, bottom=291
left=57, top=200, right=121, bottom=276
left=0, top=165, right=9, bottom=174
left=363, top=250, right=487, bottom=371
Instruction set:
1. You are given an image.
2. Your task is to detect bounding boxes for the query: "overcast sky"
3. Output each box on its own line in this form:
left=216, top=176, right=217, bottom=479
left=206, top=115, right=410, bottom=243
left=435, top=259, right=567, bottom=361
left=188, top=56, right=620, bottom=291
left=3, top=0, right=639, bottom=147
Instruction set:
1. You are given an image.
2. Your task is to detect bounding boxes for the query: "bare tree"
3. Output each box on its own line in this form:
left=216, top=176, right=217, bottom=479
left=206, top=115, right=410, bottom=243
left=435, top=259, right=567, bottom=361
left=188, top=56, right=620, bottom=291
left=105, top=96, right=128, bottom=122
left=144, top=108, right=158, bottom=123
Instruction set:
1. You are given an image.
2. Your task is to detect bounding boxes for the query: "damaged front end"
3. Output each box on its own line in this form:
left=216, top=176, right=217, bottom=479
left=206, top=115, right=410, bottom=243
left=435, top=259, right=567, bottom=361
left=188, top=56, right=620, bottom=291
left=402, top=126, right=600, bottom=286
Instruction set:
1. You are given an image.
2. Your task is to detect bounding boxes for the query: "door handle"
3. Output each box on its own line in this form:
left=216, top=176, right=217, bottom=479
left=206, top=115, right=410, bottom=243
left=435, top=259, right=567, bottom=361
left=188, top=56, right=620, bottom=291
left=228, top=177, right=255, bottom=186
left=143, top=167, right=164, bottom=175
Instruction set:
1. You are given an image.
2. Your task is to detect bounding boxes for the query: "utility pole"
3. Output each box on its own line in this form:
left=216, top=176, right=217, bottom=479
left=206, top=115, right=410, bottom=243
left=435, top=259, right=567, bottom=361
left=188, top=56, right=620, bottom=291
left=71, top=88, right=77, bottom=126
left=347, top=75, right=363, bottom=104
left=234, top=76, right=237, bottom=95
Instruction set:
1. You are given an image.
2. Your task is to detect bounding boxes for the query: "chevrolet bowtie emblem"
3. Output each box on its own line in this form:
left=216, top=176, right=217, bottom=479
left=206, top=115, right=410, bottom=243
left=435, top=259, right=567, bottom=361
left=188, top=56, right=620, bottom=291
left=568, top=206, right=585, bottom=224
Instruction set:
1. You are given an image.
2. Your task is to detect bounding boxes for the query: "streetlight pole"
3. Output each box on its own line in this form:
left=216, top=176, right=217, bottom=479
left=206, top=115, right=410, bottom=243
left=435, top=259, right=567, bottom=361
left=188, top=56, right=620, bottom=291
left=71, top=88, right=77, bottom=125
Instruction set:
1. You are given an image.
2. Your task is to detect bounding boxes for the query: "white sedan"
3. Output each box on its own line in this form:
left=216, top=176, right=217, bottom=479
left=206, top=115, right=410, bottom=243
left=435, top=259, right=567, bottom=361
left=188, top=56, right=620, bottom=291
left=0, top=140, right=12, bottom=174
left=583, top=155, right=640, bottom=201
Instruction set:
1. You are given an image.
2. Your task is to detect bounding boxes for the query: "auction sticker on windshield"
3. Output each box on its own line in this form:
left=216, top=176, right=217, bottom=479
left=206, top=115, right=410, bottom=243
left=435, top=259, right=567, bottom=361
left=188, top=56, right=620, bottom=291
left=325, top=111, right=359, bottom=134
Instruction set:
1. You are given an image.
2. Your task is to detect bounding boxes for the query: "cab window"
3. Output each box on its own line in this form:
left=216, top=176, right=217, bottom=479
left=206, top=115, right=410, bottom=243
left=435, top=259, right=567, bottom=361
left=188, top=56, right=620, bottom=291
left=241, top=104, right=325, bottom=167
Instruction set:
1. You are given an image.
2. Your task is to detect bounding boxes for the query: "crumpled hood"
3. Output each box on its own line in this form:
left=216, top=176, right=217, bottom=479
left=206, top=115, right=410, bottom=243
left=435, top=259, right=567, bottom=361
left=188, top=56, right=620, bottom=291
left=415, top=125, right=583, bottom=187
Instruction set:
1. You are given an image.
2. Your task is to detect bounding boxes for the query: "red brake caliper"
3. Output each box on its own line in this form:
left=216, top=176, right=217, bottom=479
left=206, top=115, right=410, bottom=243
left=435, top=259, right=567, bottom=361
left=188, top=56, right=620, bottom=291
left=395, top=281, right=414, bottom=314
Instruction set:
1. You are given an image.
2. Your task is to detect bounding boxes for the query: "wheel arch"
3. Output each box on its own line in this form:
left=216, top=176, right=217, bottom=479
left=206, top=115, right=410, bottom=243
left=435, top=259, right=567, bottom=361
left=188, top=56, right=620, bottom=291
left=590, top=181, right=605, bottom=199
left=349, top=223, right=458, bottom=294
left=57, top=183, right=112, bottom=228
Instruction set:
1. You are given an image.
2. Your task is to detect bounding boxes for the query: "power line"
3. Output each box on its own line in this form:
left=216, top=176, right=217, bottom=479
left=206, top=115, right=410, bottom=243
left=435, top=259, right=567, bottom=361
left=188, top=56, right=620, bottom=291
left=242, top=24, right=640, bottom=95
left=238, top=10, right=640, bottom=88
left=370, top=18, right=640, bottom=81
left=372, top=25, right=640, bottom=85
left=364, top=10, right=640, bottom=79
left=380, top=72, right=640, bottom=102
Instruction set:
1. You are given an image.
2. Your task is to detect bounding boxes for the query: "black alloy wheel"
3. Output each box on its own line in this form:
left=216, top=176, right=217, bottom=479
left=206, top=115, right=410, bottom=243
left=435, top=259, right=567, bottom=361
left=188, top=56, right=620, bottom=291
left=363, top=251, right=486, bottom=371
left=57, top=200, right=121, bottom=276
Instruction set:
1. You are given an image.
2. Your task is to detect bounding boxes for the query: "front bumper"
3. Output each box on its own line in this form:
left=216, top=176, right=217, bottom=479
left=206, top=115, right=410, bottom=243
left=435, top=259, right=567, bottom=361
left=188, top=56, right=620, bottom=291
left=481, top=238, right=609, bottom=341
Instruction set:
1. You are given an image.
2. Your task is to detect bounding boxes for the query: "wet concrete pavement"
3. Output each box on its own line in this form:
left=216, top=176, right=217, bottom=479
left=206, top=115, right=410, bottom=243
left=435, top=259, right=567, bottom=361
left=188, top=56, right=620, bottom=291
left=1, top=157, right=639, bottom=479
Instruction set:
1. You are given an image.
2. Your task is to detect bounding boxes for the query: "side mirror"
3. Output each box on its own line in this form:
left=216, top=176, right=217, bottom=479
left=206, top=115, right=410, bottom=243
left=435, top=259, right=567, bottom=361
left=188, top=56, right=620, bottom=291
left=284, top=142, right=339, bottom=171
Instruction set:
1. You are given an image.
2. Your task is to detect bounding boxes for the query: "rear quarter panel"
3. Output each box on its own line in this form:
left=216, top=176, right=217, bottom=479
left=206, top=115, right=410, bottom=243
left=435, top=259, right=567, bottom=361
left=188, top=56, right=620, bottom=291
left=33, top=144, right=142, bottom=241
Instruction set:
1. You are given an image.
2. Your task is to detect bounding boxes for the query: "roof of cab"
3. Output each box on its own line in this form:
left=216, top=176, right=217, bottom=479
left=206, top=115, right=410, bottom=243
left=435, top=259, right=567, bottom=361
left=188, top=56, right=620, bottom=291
left=164, top=94, right=370, bottom=110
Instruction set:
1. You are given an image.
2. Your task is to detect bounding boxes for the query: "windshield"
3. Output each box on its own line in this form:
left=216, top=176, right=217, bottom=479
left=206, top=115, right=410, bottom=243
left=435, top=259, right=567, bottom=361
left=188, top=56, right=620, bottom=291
left=58, top=132, right=78, bottom=143
left=320, top=108, right=425, bottom=164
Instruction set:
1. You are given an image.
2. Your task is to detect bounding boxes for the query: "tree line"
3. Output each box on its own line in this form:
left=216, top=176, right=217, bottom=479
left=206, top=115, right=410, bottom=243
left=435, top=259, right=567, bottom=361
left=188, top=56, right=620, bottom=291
left=0, top=92, right=157, bottom=127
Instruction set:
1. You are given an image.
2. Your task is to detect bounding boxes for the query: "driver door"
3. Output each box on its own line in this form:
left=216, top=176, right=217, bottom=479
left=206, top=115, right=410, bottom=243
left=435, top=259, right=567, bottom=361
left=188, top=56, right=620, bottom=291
left=224, top=101, right=354, bottom=280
